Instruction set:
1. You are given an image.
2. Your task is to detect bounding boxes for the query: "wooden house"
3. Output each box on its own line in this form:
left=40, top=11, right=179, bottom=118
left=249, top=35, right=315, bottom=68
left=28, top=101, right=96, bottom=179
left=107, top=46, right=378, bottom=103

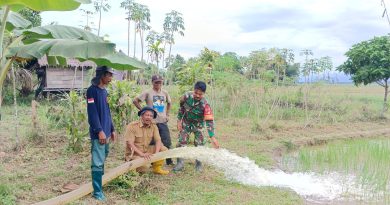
left=37, top=56, right=124, bottom=95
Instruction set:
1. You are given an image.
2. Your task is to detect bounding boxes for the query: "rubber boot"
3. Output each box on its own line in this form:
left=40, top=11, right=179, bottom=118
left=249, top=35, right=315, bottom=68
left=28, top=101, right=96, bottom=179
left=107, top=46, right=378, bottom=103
left=152, top=160, right=169, bottom=175
left=195, top=160, right=203, bottom=172
left=173, top=158, right=184, bottom=172
left=166, top=158, right=174, bottom=166
left=92, top=171, right=106, bottom=201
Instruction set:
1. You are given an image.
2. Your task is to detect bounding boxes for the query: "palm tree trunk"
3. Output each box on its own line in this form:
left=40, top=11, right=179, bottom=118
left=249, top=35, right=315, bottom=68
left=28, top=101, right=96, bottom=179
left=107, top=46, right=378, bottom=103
left=125, top=19, right=131, bottom=80
left=97, top=0, right=103, bottom=36
left=133, top=22, right=137, bottom=58
left=156, top=53, right=159, bottom=71
left=168, top=43, right=172, bottom=68
left=167, top=31, right=174, bottom=67
left=127, top=19, right=130, bottom=56
left=162, top=42, right=167, bottom=69
left=140, top=30, right=144, bottom=61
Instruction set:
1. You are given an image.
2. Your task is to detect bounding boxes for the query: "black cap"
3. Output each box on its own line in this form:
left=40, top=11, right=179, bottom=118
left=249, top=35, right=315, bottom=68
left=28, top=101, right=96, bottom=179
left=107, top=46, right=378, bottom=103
left=138, top=106, right=157, bottom=119
left=152, top=74, right=163, bottom=82
left=96, top=65, right=114, bottom=75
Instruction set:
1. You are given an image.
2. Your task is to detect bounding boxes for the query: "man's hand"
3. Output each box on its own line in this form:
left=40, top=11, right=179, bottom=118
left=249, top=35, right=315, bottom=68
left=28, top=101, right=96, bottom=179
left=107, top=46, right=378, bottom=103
left=142, top=153, right=153, bottom=160
left=98, top=131, right=107, bottom=145
left=177, top=120, right=183, bottom=132
left=110, top=131, right=116, bottom=142
left=166, top=113, right=170, bottom=122
left=210, top=137, right=220, bottom=149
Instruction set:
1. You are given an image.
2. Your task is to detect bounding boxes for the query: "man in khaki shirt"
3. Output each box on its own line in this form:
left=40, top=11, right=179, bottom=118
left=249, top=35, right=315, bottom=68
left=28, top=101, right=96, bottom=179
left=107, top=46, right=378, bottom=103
left=133, top=74, right=173, bottom=165
left=125, top=106, right=169, bottom=175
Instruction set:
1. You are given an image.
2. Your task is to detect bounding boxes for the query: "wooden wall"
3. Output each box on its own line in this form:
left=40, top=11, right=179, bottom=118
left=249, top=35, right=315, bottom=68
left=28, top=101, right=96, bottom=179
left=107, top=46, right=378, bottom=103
left=45, top=68, right=90, bottom=90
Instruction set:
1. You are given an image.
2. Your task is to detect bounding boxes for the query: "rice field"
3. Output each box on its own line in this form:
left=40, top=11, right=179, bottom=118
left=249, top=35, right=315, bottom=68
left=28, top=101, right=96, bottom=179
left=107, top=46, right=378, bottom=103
left=282, top=138, right=390, bottom=203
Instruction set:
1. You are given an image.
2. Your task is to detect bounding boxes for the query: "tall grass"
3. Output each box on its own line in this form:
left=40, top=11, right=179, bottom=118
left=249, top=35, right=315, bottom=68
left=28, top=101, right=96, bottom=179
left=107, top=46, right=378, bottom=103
left=201, top=82, right=384, bottom=125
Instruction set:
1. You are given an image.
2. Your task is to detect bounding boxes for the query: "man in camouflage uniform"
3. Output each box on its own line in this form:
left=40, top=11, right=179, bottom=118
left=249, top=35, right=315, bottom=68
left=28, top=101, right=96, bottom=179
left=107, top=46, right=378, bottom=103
left=173, top=81, right=220, bottom=172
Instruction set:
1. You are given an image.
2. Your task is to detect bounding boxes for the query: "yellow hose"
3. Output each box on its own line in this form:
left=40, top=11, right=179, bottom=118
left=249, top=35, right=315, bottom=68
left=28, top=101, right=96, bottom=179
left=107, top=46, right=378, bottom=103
left=33, top=148, right=185, bottom=205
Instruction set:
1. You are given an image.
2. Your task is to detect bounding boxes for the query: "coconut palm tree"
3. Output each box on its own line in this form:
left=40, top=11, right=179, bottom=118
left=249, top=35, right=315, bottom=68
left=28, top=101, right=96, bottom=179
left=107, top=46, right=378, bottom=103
left=146, top=30, right=160, bottom=63
left=147, top=40, right=164, bottom=70
left=163, top=10, right=184, bottom=67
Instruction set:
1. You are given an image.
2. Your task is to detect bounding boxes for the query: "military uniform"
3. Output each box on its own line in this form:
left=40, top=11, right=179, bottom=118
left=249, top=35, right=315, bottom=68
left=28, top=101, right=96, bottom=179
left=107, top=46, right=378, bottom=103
left=124, top=120, right=168, bottom=173
left=177, top=92, right=215, bottom=147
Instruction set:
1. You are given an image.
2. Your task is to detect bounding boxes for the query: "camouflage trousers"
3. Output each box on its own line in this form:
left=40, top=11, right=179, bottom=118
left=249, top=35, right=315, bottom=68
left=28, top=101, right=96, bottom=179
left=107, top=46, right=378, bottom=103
left=177, top=123, right=205, bottom=147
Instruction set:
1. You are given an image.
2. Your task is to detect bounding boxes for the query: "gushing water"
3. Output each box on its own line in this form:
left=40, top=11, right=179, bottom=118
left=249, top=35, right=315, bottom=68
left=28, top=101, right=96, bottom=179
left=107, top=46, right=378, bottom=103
left=167, top=147, right=368, bottom=202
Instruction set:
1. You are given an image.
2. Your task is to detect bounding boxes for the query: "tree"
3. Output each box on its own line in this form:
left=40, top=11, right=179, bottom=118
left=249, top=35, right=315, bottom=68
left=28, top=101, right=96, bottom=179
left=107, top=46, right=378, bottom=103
left=177, top=61, right=209, bottom=93
left=300, top=49, right=313, bottom=83
left=198, top=47, right=220, bottom=66
left=18, top=8, right=41, bottom=27
left=286, top=63, right=300, bottom=79
left=318, top=56, right=333, bottom=81
left=138, top=21, right=151, bottom=61
left=163, top=10, right=184, bottom=67
left=120, top=0, right=134, bottom=56
left=0, top=0, right=89, bottom=120
left=214, top=52, right=242, bottom=73
left=338, top=35, right=390, bottom=117
left=279, top=48, right=295, bottom=82
left=145, top=30, right=160, bottom=63
left=168, top=54, right=186, bottom=83
left=93, top=0, right=110, bottom=36
left=160, top=31, right=171, bottom=69
left=268, top=48, right=285, bottom=85
left=131, top=3, right=150, bottom=61
left=244, top=49, right=268, bottom=79
left=79, top=8, right=95, bottom=32
left=0, top=1, right=146, bottom=120
left=147, top=40, right=164, bottom=70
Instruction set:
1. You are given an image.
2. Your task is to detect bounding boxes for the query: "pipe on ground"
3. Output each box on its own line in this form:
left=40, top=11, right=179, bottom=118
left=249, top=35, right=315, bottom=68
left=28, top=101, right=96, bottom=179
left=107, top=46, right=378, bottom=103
left=33, top=149, right=182, bottom=205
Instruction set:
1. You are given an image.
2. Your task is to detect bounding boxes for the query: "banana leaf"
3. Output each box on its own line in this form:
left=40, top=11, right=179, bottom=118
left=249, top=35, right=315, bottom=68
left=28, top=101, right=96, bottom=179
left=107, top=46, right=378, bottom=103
left=0, top=9, right=31, bottom=31
left=8, top=39, right=146, bottom=70
left=22, top=25, right=104, bottom=44
left=0, top=0, right=91, bottom=11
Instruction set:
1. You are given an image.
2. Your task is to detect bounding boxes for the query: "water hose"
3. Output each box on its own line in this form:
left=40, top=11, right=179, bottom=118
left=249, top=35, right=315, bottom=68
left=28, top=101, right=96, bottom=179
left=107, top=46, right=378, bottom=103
left=33, top=148, right=187, bottom=205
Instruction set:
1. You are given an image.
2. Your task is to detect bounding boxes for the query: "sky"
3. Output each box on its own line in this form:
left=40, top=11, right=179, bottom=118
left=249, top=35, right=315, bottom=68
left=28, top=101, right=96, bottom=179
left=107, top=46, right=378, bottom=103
left=41, top=0, right=390, bottom=68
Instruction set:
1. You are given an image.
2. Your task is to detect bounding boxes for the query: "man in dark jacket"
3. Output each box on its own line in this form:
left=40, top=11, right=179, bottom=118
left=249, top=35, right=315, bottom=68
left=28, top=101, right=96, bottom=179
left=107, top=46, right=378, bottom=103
left=86, top=66, right=116, bottom=201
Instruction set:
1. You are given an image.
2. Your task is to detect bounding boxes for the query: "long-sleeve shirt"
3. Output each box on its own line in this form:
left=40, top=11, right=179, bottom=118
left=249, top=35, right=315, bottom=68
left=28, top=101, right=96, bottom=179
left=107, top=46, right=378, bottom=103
left=86, top=85, right=114, bottom=140
left=177, top=92, right=215, bottom=137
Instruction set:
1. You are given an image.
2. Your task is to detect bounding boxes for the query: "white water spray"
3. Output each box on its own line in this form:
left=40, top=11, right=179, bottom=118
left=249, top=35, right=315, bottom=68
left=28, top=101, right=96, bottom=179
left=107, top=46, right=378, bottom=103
left=169, top=147, right=367, bottom=202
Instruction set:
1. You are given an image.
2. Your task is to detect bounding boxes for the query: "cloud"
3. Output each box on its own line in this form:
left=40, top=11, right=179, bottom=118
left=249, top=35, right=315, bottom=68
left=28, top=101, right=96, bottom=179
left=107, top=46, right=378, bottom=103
left=40, top=0, right=390, bottom=67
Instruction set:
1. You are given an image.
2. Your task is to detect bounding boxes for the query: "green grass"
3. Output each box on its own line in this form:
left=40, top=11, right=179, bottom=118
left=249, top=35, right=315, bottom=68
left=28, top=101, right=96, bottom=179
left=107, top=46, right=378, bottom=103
left=283, top=138, right=390, bottom=196
left=0, top=184, right=16, bottom=205
left=2, top=83, right=390, bottom=204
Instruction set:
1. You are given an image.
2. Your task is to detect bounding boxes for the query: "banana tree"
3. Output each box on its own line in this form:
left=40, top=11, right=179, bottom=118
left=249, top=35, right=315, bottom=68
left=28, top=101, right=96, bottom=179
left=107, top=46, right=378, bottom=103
left=0, top=0, right=91, bottom=120
left=0, top=0, right=146, bottom=120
